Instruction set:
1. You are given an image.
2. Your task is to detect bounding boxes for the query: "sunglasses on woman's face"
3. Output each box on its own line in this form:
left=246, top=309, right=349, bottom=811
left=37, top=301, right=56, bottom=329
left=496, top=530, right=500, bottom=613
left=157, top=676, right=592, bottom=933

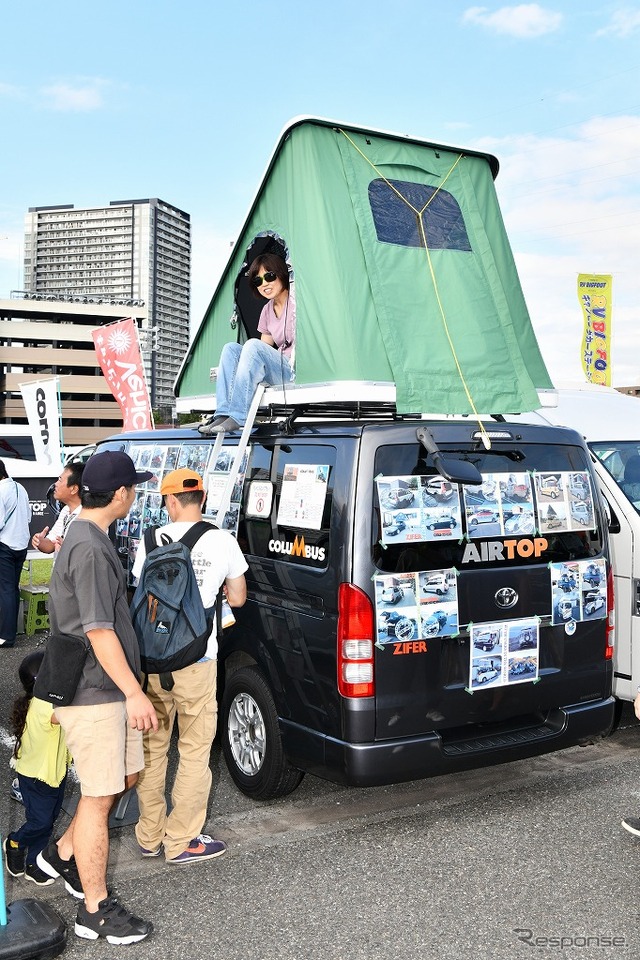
left=251, top=271, right=278, bottom=287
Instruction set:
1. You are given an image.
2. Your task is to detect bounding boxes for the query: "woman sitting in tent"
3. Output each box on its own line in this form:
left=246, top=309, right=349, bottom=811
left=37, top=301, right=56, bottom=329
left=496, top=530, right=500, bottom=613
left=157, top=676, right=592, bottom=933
left=199, top=254, right=296, bottom=435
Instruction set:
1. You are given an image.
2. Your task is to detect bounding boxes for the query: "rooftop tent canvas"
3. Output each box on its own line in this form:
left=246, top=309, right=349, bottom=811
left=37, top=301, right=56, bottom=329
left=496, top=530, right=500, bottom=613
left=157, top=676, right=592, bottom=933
left=176, top=117, right=552, bottom=415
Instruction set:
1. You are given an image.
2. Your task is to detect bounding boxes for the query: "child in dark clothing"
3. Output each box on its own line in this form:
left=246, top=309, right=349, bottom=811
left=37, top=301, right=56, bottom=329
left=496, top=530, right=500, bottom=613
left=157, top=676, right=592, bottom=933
left=3, top=651, right=72, bottom=886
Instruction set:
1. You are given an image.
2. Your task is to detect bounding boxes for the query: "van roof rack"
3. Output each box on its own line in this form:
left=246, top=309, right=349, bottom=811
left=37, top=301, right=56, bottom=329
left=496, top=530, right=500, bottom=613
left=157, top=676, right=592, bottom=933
left=177, top=381, right=557, bottom=424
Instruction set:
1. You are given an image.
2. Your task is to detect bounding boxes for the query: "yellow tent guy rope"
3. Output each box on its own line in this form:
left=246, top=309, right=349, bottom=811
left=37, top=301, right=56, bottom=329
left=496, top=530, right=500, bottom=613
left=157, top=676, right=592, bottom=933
left=338, top=129, right=492, bottom=450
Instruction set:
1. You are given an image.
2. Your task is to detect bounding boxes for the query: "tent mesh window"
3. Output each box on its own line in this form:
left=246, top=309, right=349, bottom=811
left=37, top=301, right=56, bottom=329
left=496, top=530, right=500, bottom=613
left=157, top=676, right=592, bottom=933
left=368, top=179, right=472, bottom=251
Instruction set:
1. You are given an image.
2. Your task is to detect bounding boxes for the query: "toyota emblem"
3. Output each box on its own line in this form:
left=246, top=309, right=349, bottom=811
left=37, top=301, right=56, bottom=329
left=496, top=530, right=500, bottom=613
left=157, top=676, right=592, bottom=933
left=495, top=587, right=518, bottom=609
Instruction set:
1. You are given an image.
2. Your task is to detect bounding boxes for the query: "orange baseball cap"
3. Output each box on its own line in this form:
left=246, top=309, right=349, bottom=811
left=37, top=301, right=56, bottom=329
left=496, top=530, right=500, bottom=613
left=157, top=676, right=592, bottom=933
left=160, top=468, right=204, bottom=496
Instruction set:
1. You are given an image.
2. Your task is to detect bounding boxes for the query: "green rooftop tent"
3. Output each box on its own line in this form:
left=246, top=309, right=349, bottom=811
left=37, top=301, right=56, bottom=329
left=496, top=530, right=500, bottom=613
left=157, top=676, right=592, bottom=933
left=175, top=116, right=552, bottom=416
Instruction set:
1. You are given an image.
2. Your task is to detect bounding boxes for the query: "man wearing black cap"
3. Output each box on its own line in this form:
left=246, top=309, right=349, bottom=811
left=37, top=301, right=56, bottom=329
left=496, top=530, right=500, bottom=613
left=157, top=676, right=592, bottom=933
left=37, top=451, right=159, bottom=945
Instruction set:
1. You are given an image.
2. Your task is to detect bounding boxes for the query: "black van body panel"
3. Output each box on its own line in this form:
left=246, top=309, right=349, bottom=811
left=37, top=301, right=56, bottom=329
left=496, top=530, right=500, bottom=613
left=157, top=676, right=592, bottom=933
left=283, top=695, right=615, bottom=787
left=99, top=417, right=615, bottom=794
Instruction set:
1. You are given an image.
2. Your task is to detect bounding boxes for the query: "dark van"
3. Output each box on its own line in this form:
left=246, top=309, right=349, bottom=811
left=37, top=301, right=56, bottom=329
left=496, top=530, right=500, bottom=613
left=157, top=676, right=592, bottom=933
left=97, top=409, right=614, bottom=800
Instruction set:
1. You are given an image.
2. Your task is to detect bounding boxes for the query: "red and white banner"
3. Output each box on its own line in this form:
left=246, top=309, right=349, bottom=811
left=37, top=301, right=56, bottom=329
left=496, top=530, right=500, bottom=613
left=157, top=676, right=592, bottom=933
left=92, top=318, right=153, bottom=431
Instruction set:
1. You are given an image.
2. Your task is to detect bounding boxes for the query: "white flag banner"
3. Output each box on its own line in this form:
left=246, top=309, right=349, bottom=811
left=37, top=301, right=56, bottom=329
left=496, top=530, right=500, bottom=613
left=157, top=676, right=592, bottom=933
left=19, top=377, right=63, bottom=467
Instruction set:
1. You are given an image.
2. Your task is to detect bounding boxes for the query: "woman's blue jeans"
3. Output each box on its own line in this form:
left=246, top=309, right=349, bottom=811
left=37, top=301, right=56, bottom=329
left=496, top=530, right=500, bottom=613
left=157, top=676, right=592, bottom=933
left=215, top=340, right=294, bottom=425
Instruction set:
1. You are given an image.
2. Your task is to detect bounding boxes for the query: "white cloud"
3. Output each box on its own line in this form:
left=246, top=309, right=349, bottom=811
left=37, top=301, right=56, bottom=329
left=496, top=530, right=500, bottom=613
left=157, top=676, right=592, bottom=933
left=596, top=8, right=640, bottom=38
left=0, top=228, right=24, bottom=295
left=474, top=117, right=640, bottom=386
left=40, top=79, right=108, bottom=112
left=462, top=4, right=563, bottom=38
left=0, top=82, right=23, bottom=99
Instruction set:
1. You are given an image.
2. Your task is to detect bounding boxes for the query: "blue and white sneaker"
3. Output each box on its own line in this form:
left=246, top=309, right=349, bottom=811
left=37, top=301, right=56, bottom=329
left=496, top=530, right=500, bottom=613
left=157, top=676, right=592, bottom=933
left=167, top=834, right=226, bottom=864
left=10, top=777, right=23, bottom=804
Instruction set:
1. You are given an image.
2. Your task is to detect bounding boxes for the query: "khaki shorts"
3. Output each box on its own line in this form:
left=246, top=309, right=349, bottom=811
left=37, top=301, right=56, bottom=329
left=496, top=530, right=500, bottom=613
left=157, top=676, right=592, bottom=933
left=55, top=700, right=144, bottom=797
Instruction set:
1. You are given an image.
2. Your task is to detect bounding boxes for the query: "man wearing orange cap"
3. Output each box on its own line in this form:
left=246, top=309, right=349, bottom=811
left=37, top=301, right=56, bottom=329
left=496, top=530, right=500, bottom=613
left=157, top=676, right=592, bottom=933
left=131, top=468, right=248, bottom=865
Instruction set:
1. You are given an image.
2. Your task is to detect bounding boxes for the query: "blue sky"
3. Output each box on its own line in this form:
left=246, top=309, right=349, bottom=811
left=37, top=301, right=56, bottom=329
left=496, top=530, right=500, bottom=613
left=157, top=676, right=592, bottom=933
left=1, top=2, right=639, bottom=386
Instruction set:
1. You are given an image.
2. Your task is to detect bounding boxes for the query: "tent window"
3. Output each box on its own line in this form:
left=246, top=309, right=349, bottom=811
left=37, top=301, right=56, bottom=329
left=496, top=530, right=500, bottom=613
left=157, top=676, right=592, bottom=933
left=369, top=179, right=471, bottom=251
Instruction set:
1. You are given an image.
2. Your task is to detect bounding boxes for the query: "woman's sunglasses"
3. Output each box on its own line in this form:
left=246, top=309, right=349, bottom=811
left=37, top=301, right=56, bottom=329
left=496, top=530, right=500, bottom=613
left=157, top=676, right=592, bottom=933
left=251, top=271, right=278, bottom=287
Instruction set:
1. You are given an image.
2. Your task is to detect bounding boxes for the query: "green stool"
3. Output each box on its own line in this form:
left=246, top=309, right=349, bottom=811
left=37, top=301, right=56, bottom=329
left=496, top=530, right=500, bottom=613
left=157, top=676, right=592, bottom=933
left=19, top=586, right=50, bottom=637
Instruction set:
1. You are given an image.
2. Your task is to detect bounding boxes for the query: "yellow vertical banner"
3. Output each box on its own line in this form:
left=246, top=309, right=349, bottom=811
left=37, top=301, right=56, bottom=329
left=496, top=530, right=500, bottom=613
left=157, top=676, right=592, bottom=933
left=578, top=274, right=612, bottom=386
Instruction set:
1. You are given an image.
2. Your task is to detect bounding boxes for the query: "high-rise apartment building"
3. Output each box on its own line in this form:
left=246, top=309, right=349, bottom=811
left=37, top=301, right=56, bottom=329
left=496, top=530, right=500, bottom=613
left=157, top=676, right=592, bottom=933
left=23, top=198, right=191, bottom=412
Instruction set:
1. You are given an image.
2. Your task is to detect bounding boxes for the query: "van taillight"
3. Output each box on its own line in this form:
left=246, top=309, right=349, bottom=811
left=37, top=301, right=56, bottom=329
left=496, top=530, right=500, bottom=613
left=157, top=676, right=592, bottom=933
left=337, top=583, right=374, bottom=698
left=605, top=565, right=615, bottom=660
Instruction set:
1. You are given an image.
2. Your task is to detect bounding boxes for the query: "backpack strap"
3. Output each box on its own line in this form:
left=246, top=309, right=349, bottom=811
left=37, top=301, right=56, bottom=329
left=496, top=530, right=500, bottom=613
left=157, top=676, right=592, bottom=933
left=143, top=525, right=160, bottom=555
left=178, top=519, right=218, bottom=552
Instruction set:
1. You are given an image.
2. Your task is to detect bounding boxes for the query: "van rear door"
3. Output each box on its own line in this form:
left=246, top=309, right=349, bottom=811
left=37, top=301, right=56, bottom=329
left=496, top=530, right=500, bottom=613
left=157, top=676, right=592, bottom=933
left=362, top=422, right=612, bottom=749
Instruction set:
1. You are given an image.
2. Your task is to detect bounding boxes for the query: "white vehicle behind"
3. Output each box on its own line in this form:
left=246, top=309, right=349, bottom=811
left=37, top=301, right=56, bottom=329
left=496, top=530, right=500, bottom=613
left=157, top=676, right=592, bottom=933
left=534, top=384, right=640, bottom=703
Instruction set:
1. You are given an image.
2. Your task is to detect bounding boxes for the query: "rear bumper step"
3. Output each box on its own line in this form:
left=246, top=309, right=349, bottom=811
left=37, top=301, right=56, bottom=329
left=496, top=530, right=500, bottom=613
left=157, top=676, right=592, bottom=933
left=281, top=696, right=615, bottom=788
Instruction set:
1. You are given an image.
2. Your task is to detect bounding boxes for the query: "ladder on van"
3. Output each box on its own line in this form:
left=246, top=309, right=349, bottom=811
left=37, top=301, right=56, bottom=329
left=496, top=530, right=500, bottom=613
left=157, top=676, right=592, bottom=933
left=208, top=383, right=266, bottom=529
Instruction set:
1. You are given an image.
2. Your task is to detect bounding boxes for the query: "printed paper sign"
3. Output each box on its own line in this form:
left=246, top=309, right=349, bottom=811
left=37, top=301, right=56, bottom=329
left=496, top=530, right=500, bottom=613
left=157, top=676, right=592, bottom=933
left=276, top=464, right=330, bottom=530
left=469, top=618, right=539, bottom=689
left=535, top=471, right=595, bottom=533
left=246, top=481, right=273, bottom=519
left=550, top=558, right=607, bottom=626
left=377, top=475, right=462, bottom=544
left=462, top=471, right=535, bottom=538
left=204, top=447, right=249, bottom=535
left=375, top=568, right=458, bottom=646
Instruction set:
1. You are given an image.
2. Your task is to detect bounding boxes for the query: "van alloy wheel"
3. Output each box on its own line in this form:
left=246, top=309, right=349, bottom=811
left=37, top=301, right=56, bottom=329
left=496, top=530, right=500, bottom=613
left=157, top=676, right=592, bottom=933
left=227, top=691, right=266, bottom=777
left=221, top=666, right=304, bottom=800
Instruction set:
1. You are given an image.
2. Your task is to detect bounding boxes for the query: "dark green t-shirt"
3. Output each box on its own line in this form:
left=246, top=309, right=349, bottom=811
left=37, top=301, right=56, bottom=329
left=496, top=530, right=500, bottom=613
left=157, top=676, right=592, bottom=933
left=49, top=517, right=141, bottom=706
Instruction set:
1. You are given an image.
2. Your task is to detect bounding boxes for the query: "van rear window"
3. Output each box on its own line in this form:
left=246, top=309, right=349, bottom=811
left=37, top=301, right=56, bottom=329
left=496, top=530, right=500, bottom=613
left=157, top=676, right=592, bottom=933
left=373, top=440, right=604, bottom=573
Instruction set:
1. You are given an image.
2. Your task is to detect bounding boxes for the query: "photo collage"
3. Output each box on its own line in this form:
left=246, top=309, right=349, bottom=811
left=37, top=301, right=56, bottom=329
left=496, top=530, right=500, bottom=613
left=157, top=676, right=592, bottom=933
left=115, top=441, right=247, bottom=578
left=374, top=567, right=458, bottom=645
left=469, top=618, right=540, bottom=690
left=534, top=471, right=595, bottom=534
left=377, top=470, right=596, bottom=545
left=204, top=446, right=249, bottom=534
left=550, top=557, right=608, bottom=627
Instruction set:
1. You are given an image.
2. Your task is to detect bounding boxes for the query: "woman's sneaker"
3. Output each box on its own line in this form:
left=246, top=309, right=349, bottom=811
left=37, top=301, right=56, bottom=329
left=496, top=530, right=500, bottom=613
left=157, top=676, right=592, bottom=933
left=3, top=838, right=25, bottom=877
left=75, top=896, right=152, bottom=944
left=36, top=841, right=84, bottom=899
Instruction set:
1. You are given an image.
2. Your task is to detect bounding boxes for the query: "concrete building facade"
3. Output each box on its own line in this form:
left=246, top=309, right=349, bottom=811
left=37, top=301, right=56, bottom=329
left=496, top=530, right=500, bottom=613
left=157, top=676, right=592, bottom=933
left=23, top=197, right=190, bottom=413
left=0, top=297, right=147, bottom=446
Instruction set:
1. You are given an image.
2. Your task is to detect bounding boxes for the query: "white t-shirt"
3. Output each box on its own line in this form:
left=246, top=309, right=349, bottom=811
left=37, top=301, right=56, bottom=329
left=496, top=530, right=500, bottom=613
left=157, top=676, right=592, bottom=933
left=48, top=504, right=81, bottom=551
left=131, top=521, right=248, bottom=659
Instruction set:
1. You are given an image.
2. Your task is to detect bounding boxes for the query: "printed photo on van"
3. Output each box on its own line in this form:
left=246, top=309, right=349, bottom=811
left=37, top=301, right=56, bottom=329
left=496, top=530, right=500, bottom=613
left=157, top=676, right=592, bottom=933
left=534, top=471, right=595, bottom=533
left=470, top=619, right=539, bottom=688
left=375, top=570, right=460, bottom=644
left=550, top=560, right=607, bottom=626
left=377, top=474, right=461, bottom=544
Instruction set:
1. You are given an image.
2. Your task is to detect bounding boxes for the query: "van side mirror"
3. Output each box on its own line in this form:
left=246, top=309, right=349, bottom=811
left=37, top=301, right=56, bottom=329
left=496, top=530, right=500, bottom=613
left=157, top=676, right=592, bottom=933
left=416, top=426, right=483, bottom=486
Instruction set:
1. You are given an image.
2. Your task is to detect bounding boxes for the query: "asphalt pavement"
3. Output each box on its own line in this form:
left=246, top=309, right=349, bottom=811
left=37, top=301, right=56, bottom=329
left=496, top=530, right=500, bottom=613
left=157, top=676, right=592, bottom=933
left=2, top=632, right=640, bottom=959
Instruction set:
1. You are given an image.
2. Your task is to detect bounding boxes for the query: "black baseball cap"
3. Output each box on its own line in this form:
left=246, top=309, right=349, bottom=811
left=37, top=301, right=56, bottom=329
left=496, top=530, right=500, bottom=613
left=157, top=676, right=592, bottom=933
left=82, top=451, right=153, bottom=493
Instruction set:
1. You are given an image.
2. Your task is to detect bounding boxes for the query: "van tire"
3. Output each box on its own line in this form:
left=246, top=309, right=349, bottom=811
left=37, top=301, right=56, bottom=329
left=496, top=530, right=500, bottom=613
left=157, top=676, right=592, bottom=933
left=221, top=666, right=304, bottom=800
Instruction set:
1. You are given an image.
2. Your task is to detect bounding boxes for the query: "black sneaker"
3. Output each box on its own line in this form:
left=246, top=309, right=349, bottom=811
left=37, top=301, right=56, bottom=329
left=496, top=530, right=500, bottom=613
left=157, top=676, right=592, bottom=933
left=24, top=862, right=56, bottom=887
left=36, top=841, right=84, bottom=899
left=75, top=896, right=153, bottom=944
left=3, top=837, right=25, bottom=877
left=622, top=816, right=640, bottom=837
